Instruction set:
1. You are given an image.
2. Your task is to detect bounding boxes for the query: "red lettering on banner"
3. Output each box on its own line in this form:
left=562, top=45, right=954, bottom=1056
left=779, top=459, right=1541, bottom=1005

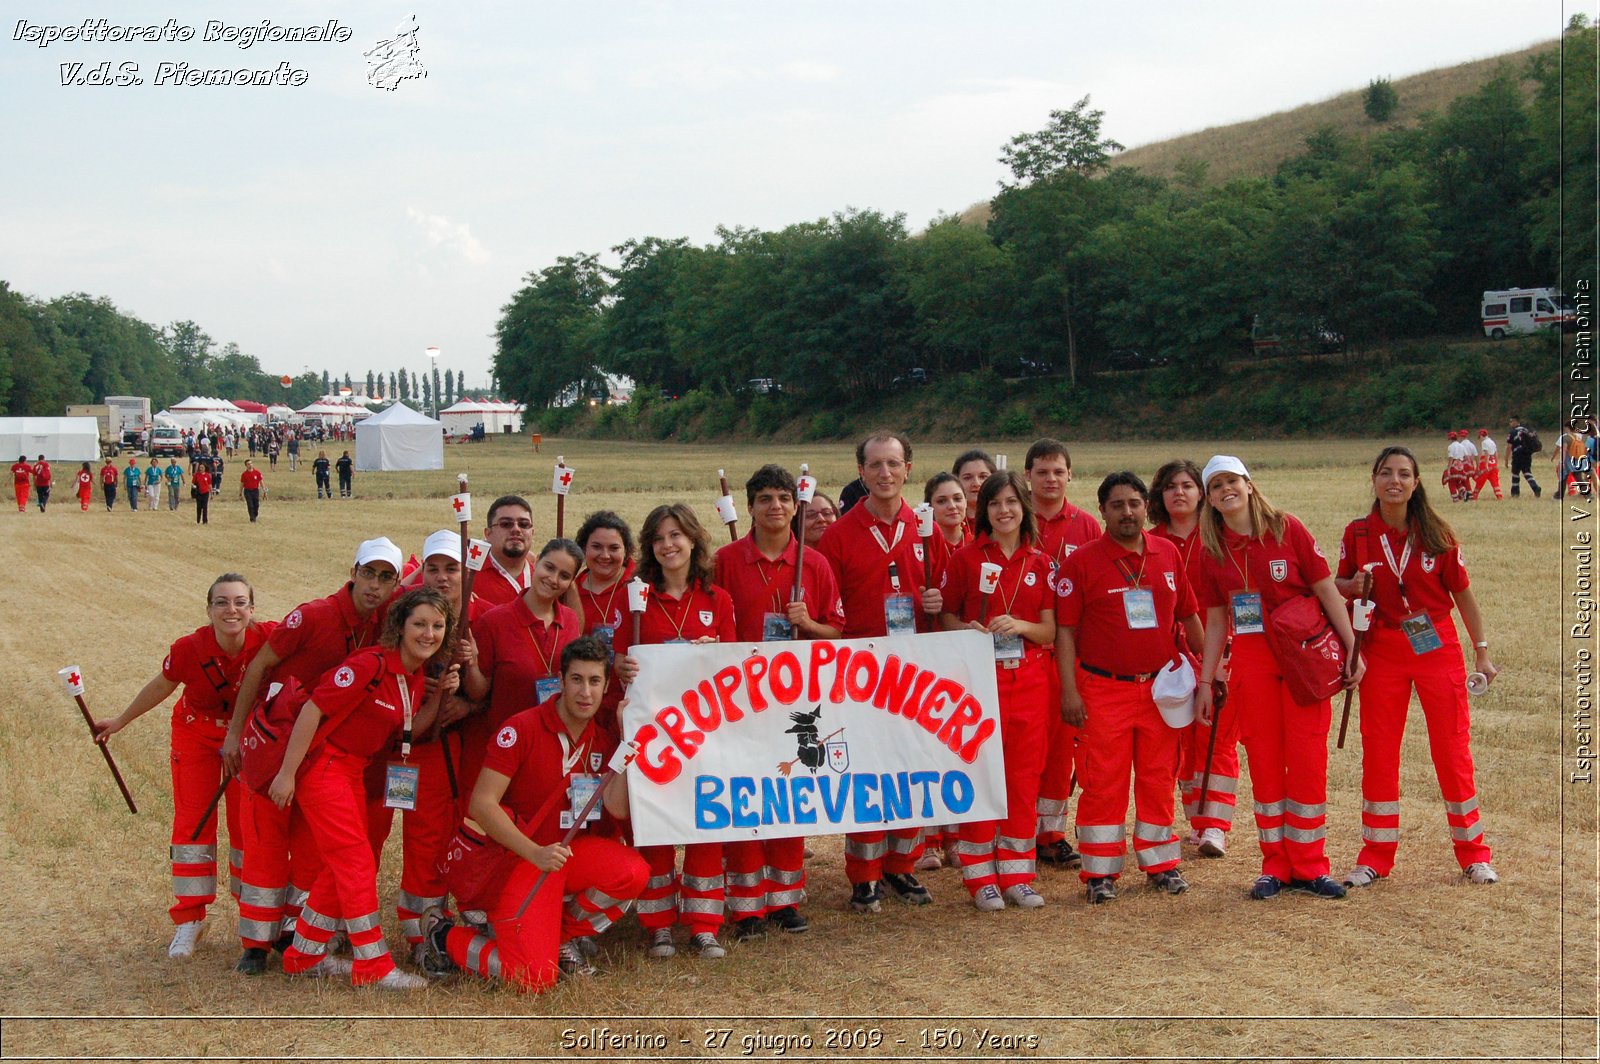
left=844, top=651, right=880, bottom=702
left=712, top=666, right=747, bottom=723
left=871, top=655, right=927, bottom=718
left=808, top=641, right=838, bottom=702
left=740, top=655, right=770, bottom=713
left=682, top=684, right=718, bottom=732
left=828, top=646, right=852, bottom=704
left=770, top=651, right=803, bottom=703
left=658, top=703, right=706, bottom=758
left=917, top=677, right=963, bottom=732
left=956, top=715, right=997, bottom=763
left=633, top=723, right=682, bottom=784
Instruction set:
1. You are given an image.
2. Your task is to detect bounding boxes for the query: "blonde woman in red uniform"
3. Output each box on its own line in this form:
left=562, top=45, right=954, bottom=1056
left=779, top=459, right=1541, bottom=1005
left=1194, top=456, right=1363, bottom=901
left=614, top=502, right=737, bottom=959
left=271, top=587, right=456, bottom=989
left=916, top=470, right=973, bottom=871
left=939, top=470, right=1057, bottom=910
left=95, top=574, right=274, bottom=959
left=574, top=510, right=636, bottom=737
left=1148, top=458, right=1233, bottom=857
left=1336, top=445, right=1500, bottom=888
left=461, top=540, right=583, bottom=802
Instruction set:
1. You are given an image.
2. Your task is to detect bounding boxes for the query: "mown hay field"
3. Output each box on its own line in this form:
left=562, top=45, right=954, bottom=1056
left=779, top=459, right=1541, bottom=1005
left=0, top=434, right=1591, bottom=1062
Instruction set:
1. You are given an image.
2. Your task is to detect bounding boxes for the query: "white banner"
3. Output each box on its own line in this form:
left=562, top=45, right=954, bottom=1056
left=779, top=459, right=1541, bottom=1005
left=622, top=630, right=1006, bottom=846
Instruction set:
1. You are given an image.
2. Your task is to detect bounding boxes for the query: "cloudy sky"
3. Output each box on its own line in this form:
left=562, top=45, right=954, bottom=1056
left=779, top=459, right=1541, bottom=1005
left=0, top=0, right=1566, bottom=392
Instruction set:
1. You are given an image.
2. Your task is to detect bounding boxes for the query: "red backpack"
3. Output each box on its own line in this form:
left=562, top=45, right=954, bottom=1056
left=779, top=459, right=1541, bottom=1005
left=238, top=668, right=383, bottom=796
left=1266, top=595, right=1347, bottom=706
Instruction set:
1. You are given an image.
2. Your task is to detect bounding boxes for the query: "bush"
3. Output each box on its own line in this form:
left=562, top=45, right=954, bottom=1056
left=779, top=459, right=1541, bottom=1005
left=998, top=407, right=1033, bottom=436
left=1364, top=78, right=1399, bottom=122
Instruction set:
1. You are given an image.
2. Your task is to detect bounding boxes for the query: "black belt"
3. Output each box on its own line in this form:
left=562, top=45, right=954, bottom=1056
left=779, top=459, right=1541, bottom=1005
left=1079, top=662, right=1156, bottom=684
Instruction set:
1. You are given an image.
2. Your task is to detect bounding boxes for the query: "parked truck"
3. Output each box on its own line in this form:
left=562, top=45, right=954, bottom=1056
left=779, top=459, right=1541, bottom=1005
left=1481, top=287, right=1575, bottom=338
left=64, top=404, right=122, bottom=457
left=104, top=395, right=152, bottom=450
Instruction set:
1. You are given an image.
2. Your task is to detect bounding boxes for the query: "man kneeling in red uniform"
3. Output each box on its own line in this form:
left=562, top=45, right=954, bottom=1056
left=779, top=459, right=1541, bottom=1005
left=427, top=636, right=646, bottom=991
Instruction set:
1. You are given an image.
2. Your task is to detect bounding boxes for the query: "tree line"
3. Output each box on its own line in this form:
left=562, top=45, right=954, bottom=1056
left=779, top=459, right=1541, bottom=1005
left=495, top=28, right=1594, bottom=413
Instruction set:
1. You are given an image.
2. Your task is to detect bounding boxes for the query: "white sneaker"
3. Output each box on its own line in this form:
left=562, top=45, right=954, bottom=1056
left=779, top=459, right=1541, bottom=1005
left=646, top=928, right=676, bottom=958
left=1343, top=864, right=1381, bottom=888
left=1184, top=829, right=1202, bottom=847
left=1464, top=862, right=1499, bottom=885
left=1003, top=883, right=1046, bottom=909
left=301, top=955, right=354, bottom=978
left=972, top=884, right=1004, bottom=912
left=1198, top=828, right=1228, bottom=857
left=168, top=920, right=206, bottom=960
left=689, top=932, right=726, bottom=959
left=914, top=851, right=943, bottom=872
left=369, top=968, right=426, bottom=990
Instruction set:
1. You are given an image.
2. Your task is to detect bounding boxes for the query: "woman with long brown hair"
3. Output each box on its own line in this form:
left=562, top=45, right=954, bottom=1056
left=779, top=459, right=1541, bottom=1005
left=1335, top=445, right=1499, bottom=888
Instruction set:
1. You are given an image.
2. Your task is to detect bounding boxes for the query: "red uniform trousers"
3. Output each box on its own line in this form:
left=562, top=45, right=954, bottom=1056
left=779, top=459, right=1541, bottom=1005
left=843, top=826, right=924, bottom=883
left=446, top=835, right=647, bottom=993
left=1230, top=635, right=1332, bottom=881
left=723, top=837, right=807, bottom=919
left=1073, top=669, right=1182, bottom=881
left=958, top=659, right=1050, bottom=894
left=1354, top=624, right=1491, bottom=875
left=362, top=738, right=458, bottom=944
left=281, top=748, right=395, bottom=984
left=78, top=485, right=92, bottom=511
left=1035, top=665, right=1085, bottom=846
left=636, top=843, right=725, bottom=933
left=167, top=711, right=243, bottom=924
left=1178, top=695, right=1242, bottom=833
left=13, top=481, right=27, bottom=512
left=236, top=789, right=321, bottom=948
left=1472, top=467, right=1502, bottom=500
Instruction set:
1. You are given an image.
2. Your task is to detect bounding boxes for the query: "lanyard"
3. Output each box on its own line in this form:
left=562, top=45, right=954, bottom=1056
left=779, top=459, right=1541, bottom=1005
left=491, top=554, right=532, bottom=593
left=868, top=520, right=905, bottom=556
left=396, top=672, right=414, bottom=760
left=986, top=545, right=1029, bottom=617
left=557, top=728, right=592, bottom=777
left=583, top=573, right=624, bottom=629
left=754, top=552, right=791, bottom=613
left=1377, top=529, right=1415, bottom=611
left=1114, top=548, right=1149, bottom=590
left=654, top=589, right=698, bottom=641
left=1226, top=540, right=1251, bottom=592
left=523, top=612, right=558, bottom=674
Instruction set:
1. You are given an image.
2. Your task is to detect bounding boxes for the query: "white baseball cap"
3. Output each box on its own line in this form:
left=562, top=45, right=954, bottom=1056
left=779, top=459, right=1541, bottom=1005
left=1201, top=455, right=1250, bottom=490
left=353, top=536, right=403, bottom=571
left=422, top=529, right=461, bottom=563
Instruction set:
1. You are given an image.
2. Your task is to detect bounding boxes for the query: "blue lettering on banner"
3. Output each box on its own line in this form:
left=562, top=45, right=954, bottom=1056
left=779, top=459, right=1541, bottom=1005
left=693, top=771, right=976, bottom=831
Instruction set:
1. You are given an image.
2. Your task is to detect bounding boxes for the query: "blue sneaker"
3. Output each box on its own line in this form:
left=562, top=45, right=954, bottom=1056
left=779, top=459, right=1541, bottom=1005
left=1289, top=875, right=1348, bottom=899
left=1249, top=875, right=1282, bottom=900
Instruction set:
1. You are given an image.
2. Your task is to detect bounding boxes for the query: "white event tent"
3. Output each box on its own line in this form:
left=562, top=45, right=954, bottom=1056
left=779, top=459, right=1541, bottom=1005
left=438, top=399, right=525, bottom=435
left=0, top=417, right=101, bottom=461
left=159, top=396, right=257, bottom=430
left=297, top=400, right=370, bottom=425
left=354, top=402, right=443, bottom=471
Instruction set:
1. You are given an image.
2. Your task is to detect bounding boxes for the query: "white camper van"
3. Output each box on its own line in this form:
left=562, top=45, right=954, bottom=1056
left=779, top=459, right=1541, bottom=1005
left=1481, top=287, right=1575, bottom=338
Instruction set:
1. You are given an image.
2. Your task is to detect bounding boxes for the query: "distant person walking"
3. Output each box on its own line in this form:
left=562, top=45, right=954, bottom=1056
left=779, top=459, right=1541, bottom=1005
left=240, top=460, right=263, bottom=523
left=165, top=459, right=185, bottom=510
left=123, top=458, right=143, bottom=511
left=194, top=463, right=213, bottom=524
left=76, top=462, right=94, bottom=511
left=336, top=451, right=354, bottom=498
left=1507, top=417, right=1542, bottom=498
left=312, top=451, right=332, bottom=499
left=11, top=455, right=30, bottom=513
left=145, top=459, right=163, bottom=512
left=287, top=435, right=299, bottom=471
left=31, top=456, right=52, bottom=512
left=100, top=459, right=119, bottom=511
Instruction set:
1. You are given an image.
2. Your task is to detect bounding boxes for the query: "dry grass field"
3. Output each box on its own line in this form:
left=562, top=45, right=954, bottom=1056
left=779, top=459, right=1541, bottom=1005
left=0, top=434, right=1591, bottom=1062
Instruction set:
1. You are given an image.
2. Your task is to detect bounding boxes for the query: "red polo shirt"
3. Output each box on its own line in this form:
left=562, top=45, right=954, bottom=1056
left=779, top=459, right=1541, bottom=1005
left=11, top=462, right=30, bottom=485
left=1034, top=500, right=1102, bottom=570
left=612, top=583, right=736, bottom=654
left=1150, top=522, right=1207, bottom=615
left=194, top=470, right=213, bottom=495
left=926, top=529, right=972, bottom=598
left=1337, top=512, right=1468, bottom=627
left=100, top=464, right=117, bottom=485
left=941, top=534, right=1055, bottom=660
left=32, top=462, right=51, bottom=487
left=815, top=498, right=929, bottom=638
left=484, top=695, right=619, bottom=846
left=1058, top=532, right=1197, bottom=675
left=474, top=596, right=579, bottom=733
left=163, top=621, right=276, bottom=720
left=713, top=533, right=846, bottom=642
left=267, top=585, right=389, bottom=689
left=575, top=561, right=636, bottom=638
left=241, top=469, right=263, bottom=490
left=1195, top=514, right=1331, bottom=615
left=307, top=646, right=426, bottom=761
left=474, top=555, right=533, bottom=608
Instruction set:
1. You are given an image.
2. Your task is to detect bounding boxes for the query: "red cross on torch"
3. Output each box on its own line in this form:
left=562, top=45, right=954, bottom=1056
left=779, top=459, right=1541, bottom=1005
left=59, top=665, right=138, bottom=814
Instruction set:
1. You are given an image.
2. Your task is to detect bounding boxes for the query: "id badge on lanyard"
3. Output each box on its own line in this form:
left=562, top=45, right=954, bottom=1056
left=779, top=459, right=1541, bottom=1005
left=1230, top=592, right=1264, bottom=634
left=763, top=612, right=795, bottom=641
left=885, top=557, right=916, bottom=636
left=535, top=675, right=561, bottom=702
left=1400, top=612, right=1443, bottom=654
left=1123, top=588, right=1158, bottom=630
left=562, top=774, right=602, bottom=830
left=384, top=677, right=418, bottom=810
left=993, top=632, right=1023, bottom=662
left=592, top=624, right=616, bottom=664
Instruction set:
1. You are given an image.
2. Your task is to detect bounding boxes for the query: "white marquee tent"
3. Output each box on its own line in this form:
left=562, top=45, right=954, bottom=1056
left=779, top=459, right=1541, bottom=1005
left=159, top=396, right=257, bottom=430
left=0, top=417, right=101, bottom=462
left=354, top=402, right=443, bottom=471
left=438, top=399, right=525, bottom=435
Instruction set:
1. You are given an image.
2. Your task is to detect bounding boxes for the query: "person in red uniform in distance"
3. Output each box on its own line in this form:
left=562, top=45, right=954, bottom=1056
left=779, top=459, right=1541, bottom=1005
left=573, top=510, right=637, bottom=737
left=1194, top=456, right=1364, bottom=901
left=271, top=588, right=457, bottom=989
left=94, top=574, right=274, bottom=959
left=614, top=502, right=738, bottom=958
left=192, top=463, right=213, bottom=524
left=10, top=455, right=29, bottom=513
left=239, top=460, right=264, bottom=523
left=426, top=636, right=647, bottom=989
left=939, top=470, right=1057, bottom=910
left=1025, top=437, right=1102, bottom=869
left=1336, top=446, right=1501, bottom=888
left=1472, top=428, right=1503, bottom=500
left=1057, top=473, right=1203, bottom=904
left=916, top=471, right=974, bottom=870
left=714, top=464, right=845, bottom=939
left=1148, top=458, right=1233, bottom=857
left=815, top=430, right=943, bottom=912
left=99, top=458, right=119, bottom=510
left=461, top=539, right=582, bottom=804
left=222, top=537, right=401, bottom=973
left=75, top=461, right=94, bottom=511
left=952, top=449, right=997, bottom=539
left=30, top=455, right=51, bottom=512
left=474, top=495, right=536, bottom=608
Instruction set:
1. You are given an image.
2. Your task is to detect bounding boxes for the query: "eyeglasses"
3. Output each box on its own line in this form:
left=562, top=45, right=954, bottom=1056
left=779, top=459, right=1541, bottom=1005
left=209, top=598, right=252, bottom=610
left=491, top=519, right=534, bottom=531
left=357, top=566, right=399, bottom=585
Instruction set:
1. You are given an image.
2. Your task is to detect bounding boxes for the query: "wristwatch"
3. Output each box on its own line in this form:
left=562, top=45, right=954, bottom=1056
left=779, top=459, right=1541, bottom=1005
left=1474, top=641, right=1489, bottom=650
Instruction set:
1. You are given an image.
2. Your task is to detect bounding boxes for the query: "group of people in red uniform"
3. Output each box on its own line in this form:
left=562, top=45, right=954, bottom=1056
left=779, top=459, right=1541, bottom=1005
left=92, top=433, right=1502, bottom=993
left=1442, top=429, right=1503, bottom=502
left=11, top=454, right=52, bottom=512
